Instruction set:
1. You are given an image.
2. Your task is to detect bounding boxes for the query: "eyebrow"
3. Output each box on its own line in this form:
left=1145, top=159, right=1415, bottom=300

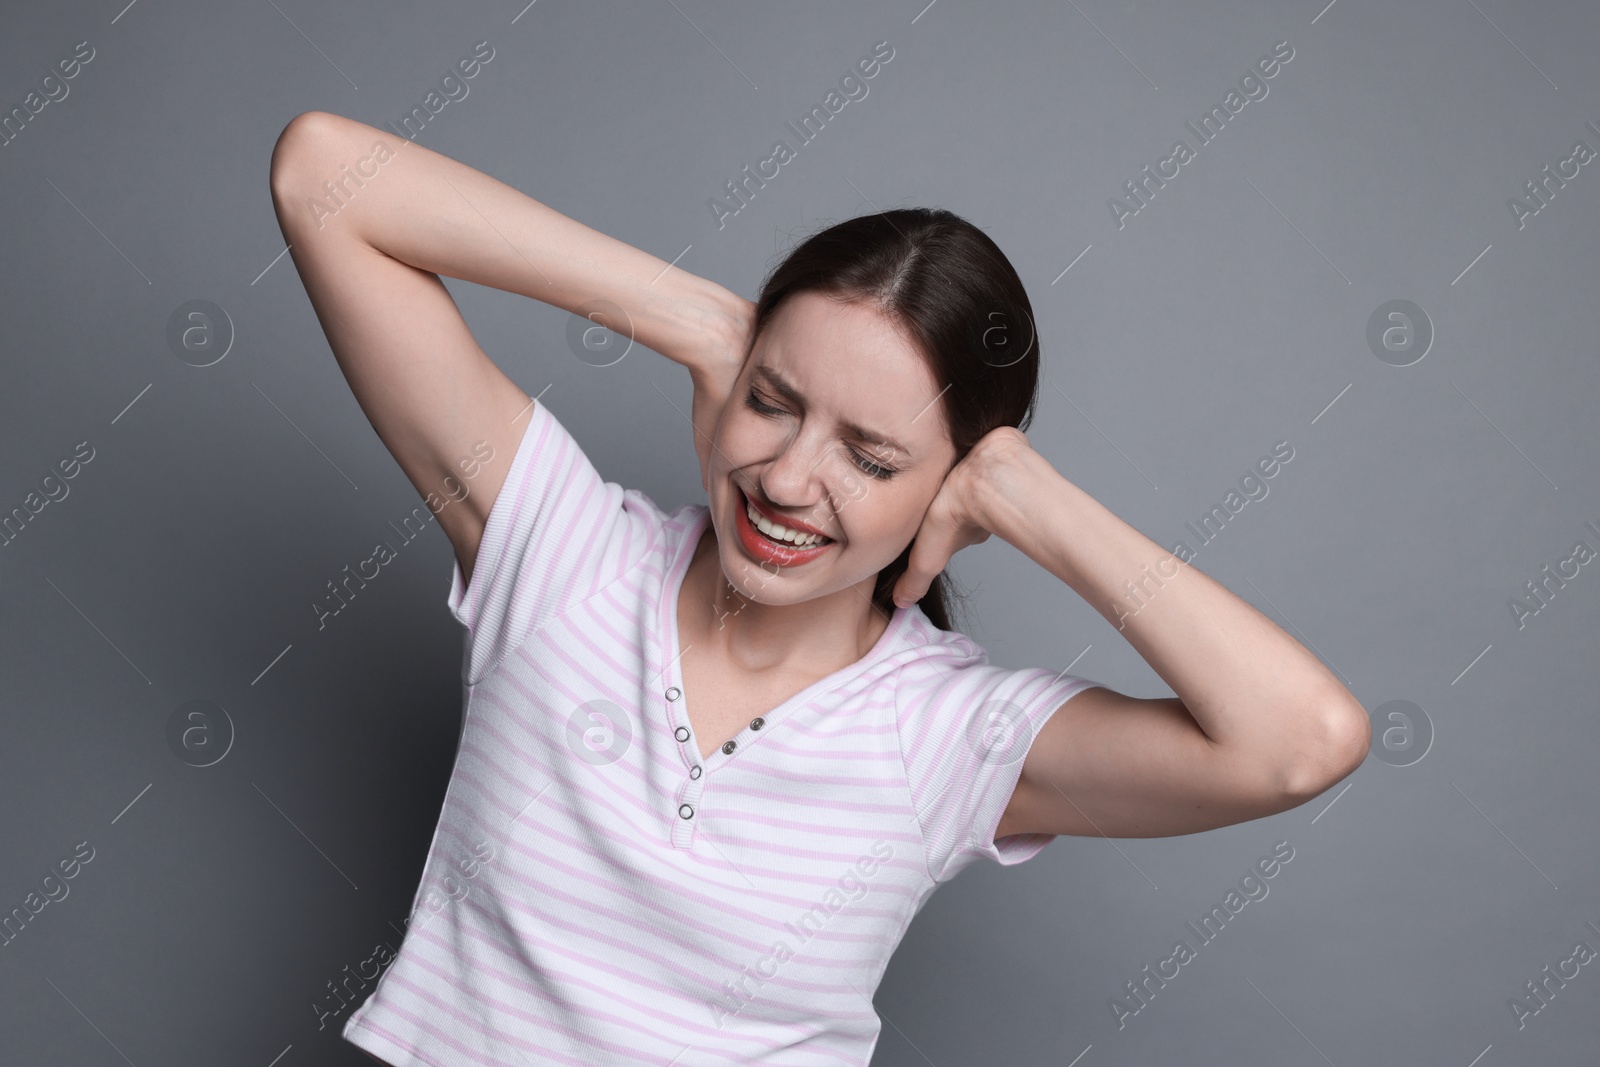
left=752, top=364, right=912, bottom=459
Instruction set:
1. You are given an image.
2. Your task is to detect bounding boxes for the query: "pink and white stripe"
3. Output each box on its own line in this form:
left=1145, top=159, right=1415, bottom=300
left=343, top=396, right=1100, bottom=1066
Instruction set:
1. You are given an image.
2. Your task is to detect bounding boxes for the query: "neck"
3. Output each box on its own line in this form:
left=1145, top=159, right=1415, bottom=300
left=685, top=526, right=892, bottom=675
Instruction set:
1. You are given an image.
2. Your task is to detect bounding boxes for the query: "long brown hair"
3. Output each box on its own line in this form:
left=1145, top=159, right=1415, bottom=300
left=750, top=208, right=1043, bottom=632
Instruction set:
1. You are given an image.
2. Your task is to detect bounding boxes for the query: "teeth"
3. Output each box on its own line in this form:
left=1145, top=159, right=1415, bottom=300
left=746, top=497, right=829, bottom=546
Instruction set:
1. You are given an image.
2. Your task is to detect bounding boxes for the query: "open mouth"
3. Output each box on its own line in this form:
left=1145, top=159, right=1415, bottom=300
left=735, top=486, right=835, bottom=563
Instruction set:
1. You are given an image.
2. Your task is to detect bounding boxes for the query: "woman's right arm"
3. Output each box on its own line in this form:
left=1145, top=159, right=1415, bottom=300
left=267, top=110, right=750, bottom=586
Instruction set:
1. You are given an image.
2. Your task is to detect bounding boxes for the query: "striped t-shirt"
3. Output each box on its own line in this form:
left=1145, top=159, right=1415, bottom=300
left=342, top=395, right=1100, bottom=1066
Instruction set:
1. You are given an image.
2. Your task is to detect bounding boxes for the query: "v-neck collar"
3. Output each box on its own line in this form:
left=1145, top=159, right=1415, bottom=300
left=655, top=506, right=910, bottom=773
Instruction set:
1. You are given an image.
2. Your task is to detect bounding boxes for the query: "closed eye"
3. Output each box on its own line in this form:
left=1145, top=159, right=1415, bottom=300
left=745, top=389, right=785, bottom=418
left=744, top=388, right=898, bottom=480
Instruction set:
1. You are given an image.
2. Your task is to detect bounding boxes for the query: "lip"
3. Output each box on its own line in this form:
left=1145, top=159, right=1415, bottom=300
left=734, top=486, right=835, bottom=566
left=740, top=486, right=832, bottom=539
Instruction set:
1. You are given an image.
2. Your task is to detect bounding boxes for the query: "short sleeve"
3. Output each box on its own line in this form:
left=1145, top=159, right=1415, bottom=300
left=895, top=630, right=1102, bottom=884
left=447, top=396, right=659, bottom=686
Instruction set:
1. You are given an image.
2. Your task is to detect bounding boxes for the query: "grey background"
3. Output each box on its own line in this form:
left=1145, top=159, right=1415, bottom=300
left=2, top=0, right=1597, bottom=1064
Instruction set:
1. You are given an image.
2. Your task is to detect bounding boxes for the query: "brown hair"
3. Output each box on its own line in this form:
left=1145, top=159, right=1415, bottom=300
left=751, top=207, right=1042, bottom=632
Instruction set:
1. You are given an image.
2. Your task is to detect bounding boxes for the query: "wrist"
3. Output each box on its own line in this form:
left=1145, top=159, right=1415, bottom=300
left=965, top=433, right=1048, bottom=524
left=654, top=278, right=750, bottom=376
left=969, top=443, right=1069, bottom=547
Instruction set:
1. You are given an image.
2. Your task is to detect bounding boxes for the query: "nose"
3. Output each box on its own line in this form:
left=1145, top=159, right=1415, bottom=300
left=758, top=433, right=832, bottom=523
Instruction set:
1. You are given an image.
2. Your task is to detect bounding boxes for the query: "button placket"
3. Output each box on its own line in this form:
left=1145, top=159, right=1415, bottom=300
left=666, top=682, right=705, bottom=847
left=667, top=686, right=698, bottom=770
left=715, top=716, right=764, bottom=758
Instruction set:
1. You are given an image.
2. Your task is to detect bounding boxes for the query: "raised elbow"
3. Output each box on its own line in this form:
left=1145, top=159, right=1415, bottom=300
left=1280, top=695, right=1371, bottom=802
left=269, top=110, right=343, bottom=196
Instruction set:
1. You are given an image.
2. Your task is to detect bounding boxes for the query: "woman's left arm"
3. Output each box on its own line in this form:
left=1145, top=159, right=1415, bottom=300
left=892, top=428, right=1371, bottom=839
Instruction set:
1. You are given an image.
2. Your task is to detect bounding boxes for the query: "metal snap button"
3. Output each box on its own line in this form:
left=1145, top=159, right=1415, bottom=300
left=749, top=716, right=765, bottom=730
left=690, top=765, right=702, bottom=779
left=721, top=740, right=737, bottom=755
left=678, top=803, right=694, bottom=819
left=666, top=686, right=681, bottom=701
left=674, top=726, right=690, bottom=743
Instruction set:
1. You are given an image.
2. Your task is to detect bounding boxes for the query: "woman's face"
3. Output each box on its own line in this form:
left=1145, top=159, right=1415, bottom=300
left=706, top=290, right=958, bottom=606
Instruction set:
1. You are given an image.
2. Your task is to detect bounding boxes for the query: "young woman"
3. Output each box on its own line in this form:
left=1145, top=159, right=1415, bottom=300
left=270, top=110, right=1369, bottom=1066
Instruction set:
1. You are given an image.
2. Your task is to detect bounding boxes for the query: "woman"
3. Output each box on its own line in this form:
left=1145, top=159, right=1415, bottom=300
left=270, top=110, right=1368, bottom=1066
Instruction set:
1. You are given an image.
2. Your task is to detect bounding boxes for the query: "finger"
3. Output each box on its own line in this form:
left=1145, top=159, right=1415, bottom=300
left=893, top=528, right=953, bottom=608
